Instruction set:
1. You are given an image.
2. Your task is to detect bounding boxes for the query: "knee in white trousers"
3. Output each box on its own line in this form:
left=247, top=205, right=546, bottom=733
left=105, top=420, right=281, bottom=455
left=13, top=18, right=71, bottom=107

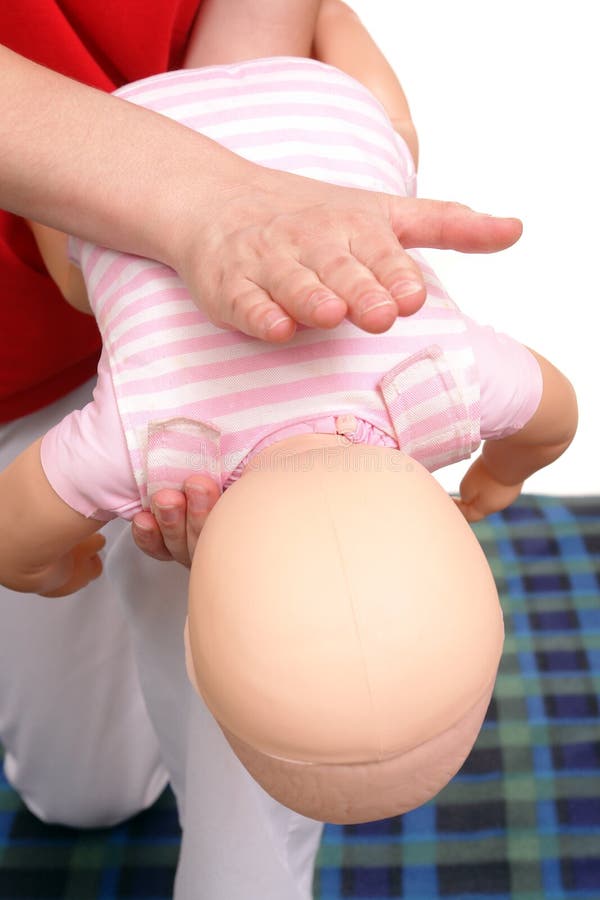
left=0, top=385, right=168, bottom=828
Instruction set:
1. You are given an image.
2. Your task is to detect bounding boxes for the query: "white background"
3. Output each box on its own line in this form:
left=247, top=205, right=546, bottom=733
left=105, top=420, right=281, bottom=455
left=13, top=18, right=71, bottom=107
left=347, top=0, right=598, bottom=496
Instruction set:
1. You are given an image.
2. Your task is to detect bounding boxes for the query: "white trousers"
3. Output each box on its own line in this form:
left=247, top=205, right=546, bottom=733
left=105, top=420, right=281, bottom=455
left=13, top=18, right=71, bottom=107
left=0, top=381, right=323, bottom=899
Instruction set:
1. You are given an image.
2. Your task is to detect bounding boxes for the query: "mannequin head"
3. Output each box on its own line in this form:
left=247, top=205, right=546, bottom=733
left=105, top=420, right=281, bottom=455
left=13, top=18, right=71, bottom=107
left=186, top=434, right=503, bottom=823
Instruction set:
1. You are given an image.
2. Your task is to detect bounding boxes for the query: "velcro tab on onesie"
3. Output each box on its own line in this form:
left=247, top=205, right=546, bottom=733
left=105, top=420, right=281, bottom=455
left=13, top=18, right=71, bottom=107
left=379, top=345, right=474, bottom=472
left=145, top=417, right=222, bottom=503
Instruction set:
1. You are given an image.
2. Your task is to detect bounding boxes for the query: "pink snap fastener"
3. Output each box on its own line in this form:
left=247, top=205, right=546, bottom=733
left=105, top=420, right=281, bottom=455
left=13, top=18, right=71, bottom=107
left=335, top=414, right=358, bottom=435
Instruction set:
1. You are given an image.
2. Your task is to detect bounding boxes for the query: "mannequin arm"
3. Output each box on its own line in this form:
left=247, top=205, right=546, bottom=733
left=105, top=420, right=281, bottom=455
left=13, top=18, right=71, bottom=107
left=184, top=0, right=321, bottom=67
left=27, top=220, right=91, bottom=313
left=313, top=0, right=419, bottom=168
left=0, top=439, right=104, bottom=595
left=457, top=350, right=578, bottom=521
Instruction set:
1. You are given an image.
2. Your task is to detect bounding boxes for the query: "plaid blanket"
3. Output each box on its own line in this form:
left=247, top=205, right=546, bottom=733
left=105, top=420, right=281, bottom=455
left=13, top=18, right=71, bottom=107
left=1, top=496, right=599, bottom=899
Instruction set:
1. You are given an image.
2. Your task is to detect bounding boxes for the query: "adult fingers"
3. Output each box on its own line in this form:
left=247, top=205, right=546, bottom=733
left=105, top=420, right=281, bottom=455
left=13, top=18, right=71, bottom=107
left=247, top=260, right=348, bottom=331
left=300, top=238, right=424, bottom=333
left=216, top=276, right=347, bottom=341
left=183, top=191, right=520, bottom=342
left=133, top=490, right=192, bottom=566
left=250, top=229, right=426, bottom=336
left=132, top=509, right=177, bottom=563
left=347, top=226, right=427, bottom=318
left=264, top=208, right=428, bottom=331
left=214, top=280, right=298, bottom=343
left=132, top=478, right=221, bottom=567
left=302, top=244, right=397, bottom=333
left=213, top=256, right=349, bottom=340
left=385, top=198, right=523, bottom=253
left=184, top=475, right=222, bottom=562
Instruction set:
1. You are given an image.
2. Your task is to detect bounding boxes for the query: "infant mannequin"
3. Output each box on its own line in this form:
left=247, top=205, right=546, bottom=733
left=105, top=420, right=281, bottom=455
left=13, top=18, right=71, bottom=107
left=186, top=434, right=504, bottom=823
left=0, top=57, right=576, bottom=831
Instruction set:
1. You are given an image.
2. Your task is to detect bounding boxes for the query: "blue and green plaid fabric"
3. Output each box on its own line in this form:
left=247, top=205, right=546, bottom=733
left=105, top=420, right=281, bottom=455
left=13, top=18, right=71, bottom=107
left=1, top=496, right=599, bottom=900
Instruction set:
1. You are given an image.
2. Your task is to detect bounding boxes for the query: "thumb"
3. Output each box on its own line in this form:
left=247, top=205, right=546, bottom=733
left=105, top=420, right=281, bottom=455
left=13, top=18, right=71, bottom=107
left=385, top=197, right=522, bottom=253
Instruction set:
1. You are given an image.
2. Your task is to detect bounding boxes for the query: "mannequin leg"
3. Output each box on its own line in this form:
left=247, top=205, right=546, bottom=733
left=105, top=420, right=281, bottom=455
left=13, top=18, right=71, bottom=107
left=108, top=529, right=324, bottom=899
left=0, top=384, right=168, bottom=827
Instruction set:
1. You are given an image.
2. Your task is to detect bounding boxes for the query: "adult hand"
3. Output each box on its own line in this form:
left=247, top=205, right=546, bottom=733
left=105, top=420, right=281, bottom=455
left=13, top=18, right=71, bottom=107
left=170, top=164, right=523, bottom=342
left=1, top=47, right=522, bottom=344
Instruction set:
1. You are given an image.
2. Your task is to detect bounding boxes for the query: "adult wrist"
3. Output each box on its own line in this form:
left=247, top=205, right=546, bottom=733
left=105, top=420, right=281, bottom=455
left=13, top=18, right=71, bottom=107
left=143, top=132, right=263, bottom=275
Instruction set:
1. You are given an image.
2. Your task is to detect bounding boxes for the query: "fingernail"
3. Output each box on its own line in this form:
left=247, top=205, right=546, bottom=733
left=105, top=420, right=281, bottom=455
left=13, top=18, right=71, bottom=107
left=265, top=312, right=292, bottom=333
left=309, top=291, right=342, bottom=311
left=133, top=520, right=153, bottom=533
left=154, top=504, right=178, bottom=524
left=390, top=280, right=422, bottom=299
left=362, top=296, right=396, bottom=315
left=188, top=487, right=211, bottom=514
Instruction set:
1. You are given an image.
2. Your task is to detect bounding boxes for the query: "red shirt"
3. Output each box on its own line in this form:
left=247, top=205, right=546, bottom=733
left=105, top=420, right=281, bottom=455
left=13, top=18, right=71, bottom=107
left=0, top=0, right=200, bottom=422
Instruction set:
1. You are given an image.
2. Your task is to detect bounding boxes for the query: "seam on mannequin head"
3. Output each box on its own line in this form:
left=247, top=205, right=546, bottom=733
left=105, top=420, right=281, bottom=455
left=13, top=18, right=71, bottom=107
left=222, top=671, right=498, bottom=768
left=317, top=461, right=380, bottom=760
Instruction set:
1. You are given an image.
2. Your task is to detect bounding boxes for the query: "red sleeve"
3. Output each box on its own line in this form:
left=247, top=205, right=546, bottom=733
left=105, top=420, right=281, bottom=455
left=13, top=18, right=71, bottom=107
left=0, top=0, right=200, bottom=89
left=0, top=0, right=201, bottom=422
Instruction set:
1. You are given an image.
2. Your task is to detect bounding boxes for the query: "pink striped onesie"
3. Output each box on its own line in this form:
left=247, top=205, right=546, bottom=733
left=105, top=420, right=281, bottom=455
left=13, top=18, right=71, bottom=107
left=41, top=58, right=542, bottom=520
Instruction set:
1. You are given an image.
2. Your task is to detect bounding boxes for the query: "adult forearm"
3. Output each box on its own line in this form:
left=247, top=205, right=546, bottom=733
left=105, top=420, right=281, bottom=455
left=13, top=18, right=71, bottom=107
left=1, top=44, right=523, bottom=344
left=0, top=45, right=252, bottom=265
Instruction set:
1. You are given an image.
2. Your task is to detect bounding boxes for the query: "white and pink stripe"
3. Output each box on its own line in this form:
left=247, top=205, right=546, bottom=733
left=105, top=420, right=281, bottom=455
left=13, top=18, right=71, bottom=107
left=72, top=59, right=479, bottom=506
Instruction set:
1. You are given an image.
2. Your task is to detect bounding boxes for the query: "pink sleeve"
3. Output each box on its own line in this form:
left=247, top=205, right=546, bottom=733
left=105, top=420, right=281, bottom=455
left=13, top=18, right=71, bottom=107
left=40, top=350, right=142, bottom=521
left=465, top=317, right=543, bottom=440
